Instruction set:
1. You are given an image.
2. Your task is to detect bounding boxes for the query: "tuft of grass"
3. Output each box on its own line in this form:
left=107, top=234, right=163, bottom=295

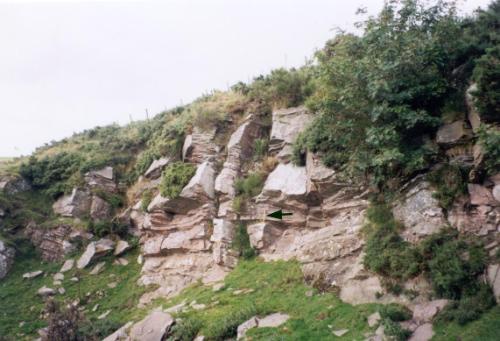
left=427, top=164, right=467, bottom=210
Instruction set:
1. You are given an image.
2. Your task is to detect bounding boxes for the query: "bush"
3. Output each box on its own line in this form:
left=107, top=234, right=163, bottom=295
left=419, top=230, right=487, bottom=299
left=478, top=125, right=500, bottom=176
left=427, top=164, right=467, bottom=210
left=436, top=284, right=496, bottom=325
left=160, top=162, right=196, bottom=198
left=380, top=304, right=412, bottom=322
left=141, top=189, right=153, bottom=211
left=382, top=318, right=412, bottom=341
left=232, top=223, right=256, bottom=259
left=168, top=317, right=202, bottom=341
left=473, top=45, right=500, bottom=122
left=363, top=204, right=421, bottom=281
left=234, top=172, right=264, bottom=198
left=78, top=319, right=122, bottom=340
left=87, top=219, right=128, bottom=238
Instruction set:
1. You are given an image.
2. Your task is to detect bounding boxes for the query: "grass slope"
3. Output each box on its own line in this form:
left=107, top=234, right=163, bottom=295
left=0, top=245, right=149, bottom=339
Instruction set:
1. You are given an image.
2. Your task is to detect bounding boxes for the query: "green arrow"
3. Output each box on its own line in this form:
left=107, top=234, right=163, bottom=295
left=267, top=209, right=293, bottom=220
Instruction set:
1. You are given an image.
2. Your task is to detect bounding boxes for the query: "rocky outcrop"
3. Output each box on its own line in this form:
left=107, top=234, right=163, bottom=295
left=104, top=310, right=174, bottom=341
left=393, top=181, right=446, bottom=243
left=0, top=240, right=15, bottom=279
left=465, top=83, right=481, bottom=132
left=25, top=223, right=76, bottom=261
left=53, top=166, right=118, bottom=220
left=182, top=128, right=218, bottom=163
left=269, top=106, right=313, bottom=161
left=53, top=188, right=92, bottom=218
left=90, top=195, right=112, bottom=221
left=0, top=175, right=31, bottom=194
left=84, top=166, right=117, bottom=193
left=215, top=115, right=264, bottom=199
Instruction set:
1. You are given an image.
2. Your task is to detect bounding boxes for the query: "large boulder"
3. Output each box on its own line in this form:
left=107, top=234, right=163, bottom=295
left=128, top=311, right=174, bottom=341
left=0, top=240, right=15, bottom=279
left=144, top=157, right=170, bottom=179
left=468, top=184, right=498, bottom=206
left=393, top=181, right=446, bottom=243
left=269, top=106, right=314, bottom=161
left=448, top=196, right=500, bottom=235
left=52, top=188, right=92, bottom=218
left=237, top=313, right=289, bottom=340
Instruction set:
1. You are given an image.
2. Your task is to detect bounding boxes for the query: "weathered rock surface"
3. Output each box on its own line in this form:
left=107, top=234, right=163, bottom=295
left=77, top=238, right=115, bottom=269
left=90, top=195, right=112, bottom=221
left=409, top=323, right=433, bottom=341
left=127, top=310, right=173, bottom=341
left=25, top=223, right=75, bottom=261
left=412, top=300, right=448, bottom=324
left=0, top=240, right=15, bottom=279
left=53, top=188, right=92, bottom=218
left=103, top=321, right=133, bottom=341
left=393, top=181, right=446, bottom=243
left=84, top=166, right=116, bottom=192
left=215, top=115, right=263, bottom=198
left=182, top=128, right=217, bottom=163
left=269, top=106, right=314, bottom=161
left=144, top=157, right=170, bottom=179
left=465, top=83, right=481, bottom=132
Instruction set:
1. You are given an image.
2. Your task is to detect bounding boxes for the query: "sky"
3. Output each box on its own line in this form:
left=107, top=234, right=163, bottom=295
left=0, top=0, right=492, bottom=157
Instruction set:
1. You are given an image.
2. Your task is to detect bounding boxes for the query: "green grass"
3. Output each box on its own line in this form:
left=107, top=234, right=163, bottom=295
left=0, top=244, right=151, bottom=339
left=156, top=259, right=380, bottom=340
left=432, top=305, right=500, bottom=341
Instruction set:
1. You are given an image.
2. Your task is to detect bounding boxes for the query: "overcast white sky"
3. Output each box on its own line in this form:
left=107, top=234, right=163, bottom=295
left=0, top=0, right=492, bottom=157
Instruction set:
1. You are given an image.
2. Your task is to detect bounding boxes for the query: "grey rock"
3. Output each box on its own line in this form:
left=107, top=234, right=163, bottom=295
left=409, top=323, right=433, bottom=341
left=128, top=311, right=174, bottom=341
left=102, top=322, right=133, bottom=341
left=90, top=195, right=112, bottom=221
left=53, top=188, right=92, bottom=218
left=368, top=312, right=381, bottom=327
left=332, top=329, right=349, bottom=337
left=393, top=181, right=446, bottom=243
left=261, top=163, right=308, bottom=197
left=60, top=259, right=74, bottom=273
left=90, top=261, right=106, bottom=275
left=22, top=270, right=43, bottom=279
left=37, top=286, right=56, bottom=297
left=487, top=264, right=500, bottom=303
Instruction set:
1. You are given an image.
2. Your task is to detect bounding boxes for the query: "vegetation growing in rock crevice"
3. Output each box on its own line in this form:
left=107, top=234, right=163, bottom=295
left=159, top=162, right=196, bottom=198
left=363, top=203, right=494, bottom=325
left=426, top=164, right=467, bottom=210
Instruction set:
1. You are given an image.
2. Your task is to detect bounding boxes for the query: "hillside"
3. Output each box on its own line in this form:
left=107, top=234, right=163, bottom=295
left=0, top=1, right=499, bottom=340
